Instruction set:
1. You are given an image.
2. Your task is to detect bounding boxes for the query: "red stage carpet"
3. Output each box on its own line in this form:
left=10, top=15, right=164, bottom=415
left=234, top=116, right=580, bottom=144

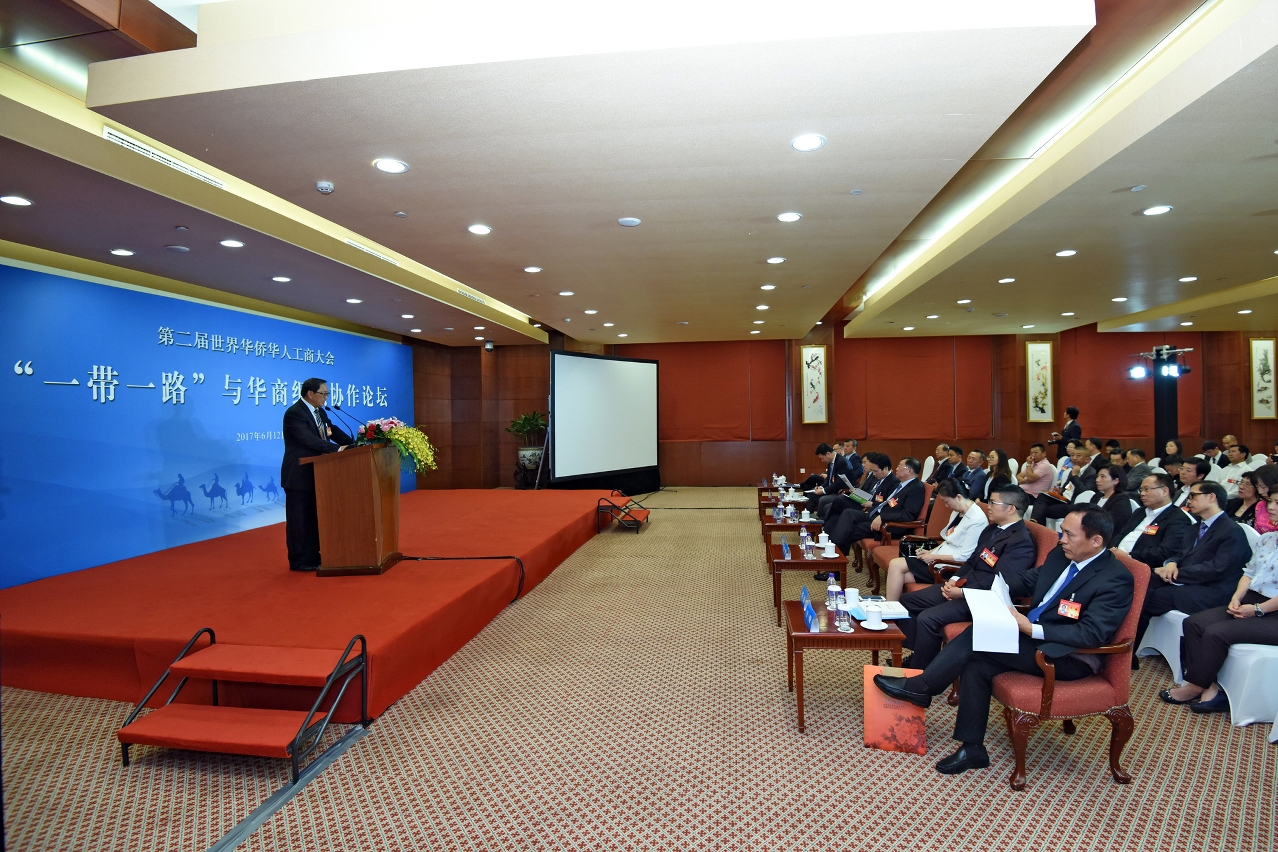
left=0, top=489, right=607, bottom=721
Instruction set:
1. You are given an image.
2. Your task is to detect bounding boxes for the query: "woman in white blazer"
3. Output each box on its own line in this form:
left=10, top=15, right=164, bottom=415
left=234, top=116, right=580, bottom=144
left=884, top=478, right=990, bottom=600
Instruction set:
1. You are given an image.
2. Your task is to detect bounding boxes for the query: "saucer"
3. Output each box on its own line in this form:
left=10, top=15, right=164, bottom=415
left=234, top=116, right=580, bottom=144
left=836, top=625, right=854, bottom=633
left=821, top=553, right=840, bottom=559
left=858, top=621, right=889, bottom=631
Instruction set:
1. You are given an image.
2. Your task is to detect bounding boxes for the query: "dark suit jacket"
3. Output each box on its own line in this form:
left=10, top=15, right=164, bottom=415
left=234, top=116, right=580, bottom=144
left=1088, top=490, right=1133, bottom=533
left=869, top=478, right=925, bottom=525
left=281, top=400, right=354, bottom=491
left=1173, top=513, right=1252, bottom=587
left=953, top=520, right=1037, bottom=590
left=1113, top=502, right=1193, bottom=566
left=864, top=472, right=899, bottom=504
left=963, top=467, right=987, bottom=500
left=927, top=458, right=954, bottom=484
left=1124, top=462, right=1153, bottom=492
left=825, top=454, right=855, bottom=492
left=981, top=473, right=1013, bottom=502
left=1009, top=547, right=1134, bottom=659
left=1076, top=456, right=1102, bottom=494
left=843, top=452, right=864, bottom=487
left=1052, top=420, right=1081, bottom=458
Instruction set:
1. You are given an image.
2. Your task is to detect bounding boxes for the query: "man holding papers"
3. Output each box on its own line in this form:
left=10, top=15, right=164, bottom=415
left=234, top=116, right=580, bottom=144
left=874, top=507, right=1133, bottom=776
left=803, top=444, right=854, bottom=515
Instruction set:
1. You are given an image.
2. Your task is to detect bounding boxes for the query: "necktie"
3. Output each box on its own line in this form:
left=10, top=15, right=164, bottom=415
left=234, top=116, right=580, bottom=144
left=1196, top=523, right=1209, bottom=544
left=313, top=408, right=325, bottom=438
left=1027, top=562, right=1080, bottom=623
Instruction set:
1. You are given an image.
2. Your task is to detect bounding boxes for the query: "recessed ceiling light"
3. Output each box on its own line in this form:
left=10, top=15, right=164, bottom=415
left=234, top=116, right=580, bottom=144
left=1061, top=312, right=1075, bottom=316
left=473, top=326, right=485, bottom=330
left=373, top=158, right=409, bottom=174
left=110, top=249, right=134, bottom=256
left=401, top=314, right=414, bottom=319
left=1180, top=321, right=1194, bottom=326
left=468, top=224, right=492, bottom=235
left=849, top=189, right=863, bottom=195
left=760, top=284, right=776, bottom=291
left=532, top=323, right=542, bottom=327
left=753, top=320, right=765, bottom=325
left=394, top=211, right=407, bottom=218
left=1239, top=310, right=1253, bottom=314
left=777, top=212, right=802, bottom=223
left=524, top=266, right=542, bottom=273
left=994, top=313, right=1009, bottom=318
left=1112, top=297, right=1128, bottom=302
left=750, top=330, right=761, bottom=334
left=998, top=278, right=1015, bottom=283
left=618, top=217, right=641, bottom=227
left=756, top=304, right=769, bottom=310
left=816, top=321, right=823, bottom=325
left=220, top=239, right=244, bottom=248
left=603, top=323, right=615, bottom=327
left=558, top=291, right=574, bottom=296
left=410, top=328, right=421, bottom=332
left=617, top=333, right=628, bottom=338
left=1179, top=276, right=1198, bottom=282
left=903, top=326, right=915, bottom=331
left=1056, top=249, right=1077, bottom=257
left=272, top=276, right=291, bottom=282
left=346, top=298, right=362, bottom=304
left=1131, top=185, right=1146, bottom=192
left=475, top=336, right=485, bottom=340
left=956, top=299, right=971, bottom=305
left=677, top=321, right=688, bottom=325
left=766, top=257, right=785, bottom=264
left=1022, top=325, right=1035, bottom=329
left=443, top=327, right=454, bottom=331
left=1142, top=205, right=1172, bottom=216
left=926, top=314, right=939, bottom=319
left=1, top=195, right=32, bottom=206
left=791, top=134, right=826, bottom=152
left=584, top=309, right=598, bottom=314
left=166, top=245, right=189, bottom=252
left=1272, top=249, right=1278, bottom=255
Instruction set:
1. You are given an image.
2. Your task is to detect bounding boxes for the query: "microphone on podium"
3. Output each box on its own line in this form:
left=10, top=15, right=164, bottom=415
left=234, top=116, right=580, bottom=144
left=325, top=405, right=361, bottom=438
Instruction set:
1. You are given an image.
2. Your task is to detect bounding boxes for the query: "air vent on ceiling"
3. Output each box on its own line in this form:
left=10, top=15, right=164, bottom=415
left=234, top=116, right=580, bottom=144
left=343, top=239, right=399, bottom=266
left=101, top=127, right=226, bottom=190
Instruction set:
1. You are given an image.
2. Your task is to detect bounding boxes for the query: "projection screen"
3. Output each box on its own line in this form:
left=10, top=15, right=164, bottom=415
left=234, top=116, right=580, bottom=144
left=550, top=350, right=658, bottom=480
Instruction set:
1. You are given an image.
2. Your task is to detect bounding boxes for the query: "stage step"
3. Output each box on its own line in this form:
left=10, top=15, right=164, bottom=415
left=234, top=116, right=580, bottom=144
left=169, top=644, right=341, bottom=687
left=118, top=704, right=326, bottom=759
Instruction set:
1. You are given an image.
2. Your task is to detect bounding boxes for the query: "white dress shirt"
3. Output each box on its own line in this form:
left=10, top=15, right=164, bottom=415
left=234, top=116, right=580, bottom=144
left=1030, top=550, right=1106, bottom=640
left=1117, top=504, right=1174, bottom=552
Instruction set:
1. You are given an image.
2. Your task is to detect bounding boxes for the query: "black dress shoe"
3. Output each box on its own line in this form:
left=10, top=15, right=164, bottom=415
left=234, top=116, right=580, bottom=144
left=936, top=745, right=990, bottom=775
left=1189, top=691, right=1230, bottom=714
left=813, top=571, right=833, bottom=581
left=872, top=674, right=932, bottom=708
left=290, top=565, right=318, bottom=572
left=901, top=654, right=916, bottom=669
left=1158, top=688, right=1199, bottom=705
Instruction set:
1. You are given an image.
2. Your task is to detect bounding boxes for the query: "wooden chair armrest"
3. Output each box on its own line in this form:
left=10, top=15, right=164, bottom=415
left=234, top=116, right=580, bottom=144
left=928, top=564, right=961, bottom=584
left=900, top=535, right=932, bottom=543
left=879, top=519, right=925, bottom=545
left=1072, top=641, right=1133, bottom=655
left=931, top=557, right=964, bottom=567
left=1033, top=650, right=1057, bottom=717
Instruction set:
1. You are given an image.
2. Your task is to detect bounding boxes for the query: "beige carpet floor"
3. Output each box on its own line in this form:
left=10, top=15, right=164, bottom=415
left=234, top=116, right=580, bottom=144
left=3, top=487, right=1275, bottom=851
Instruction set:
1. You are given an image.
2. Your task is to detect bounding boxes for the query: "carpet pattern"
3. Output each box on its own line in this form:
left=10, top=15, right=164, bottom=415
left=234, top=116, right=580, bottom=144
left=3, top=488, right=1275, bottom=851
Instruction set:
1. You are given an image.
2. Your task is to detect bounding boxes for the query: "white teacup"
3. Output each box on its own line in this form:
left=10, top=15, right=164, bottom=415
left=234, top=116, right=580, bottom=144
left=817, top=532, right=831, bottom=546
left=846, top=587, right=860, bottom=607
left=822, top=542, right=837, bottom=558
left=864, top=604, right=884, bottom=628
left=800, top=509, right=811, bottom=521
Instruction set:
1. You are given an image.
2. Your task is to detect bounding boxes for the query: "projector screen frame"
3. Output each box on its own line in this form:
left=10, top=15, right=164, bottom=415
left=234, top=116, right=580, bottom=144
left=549, top=349, right=659, bottom=484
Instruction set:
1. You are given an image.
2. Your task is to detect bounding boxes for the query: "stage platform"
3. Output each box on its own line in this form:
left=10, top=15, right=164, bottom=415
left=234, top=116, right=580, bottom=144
left=0, top=489, right=608, bottom=721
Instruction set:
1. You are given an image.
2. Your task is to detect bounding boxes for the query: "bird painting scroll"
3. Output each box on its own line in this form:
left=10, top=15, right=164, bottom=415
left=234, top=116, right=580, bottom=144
left=1252, top=338, right=1275, bottom=419
left=801, top=345, right=827, bottom=424
left=1026, top=341, right=1053, bottom=423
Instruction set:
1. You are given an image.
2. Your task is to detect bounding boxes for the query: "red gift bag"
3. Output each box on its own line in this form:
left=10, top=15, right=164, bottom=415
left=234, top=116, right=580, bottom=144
left=863, top=665, right=928, bottom=754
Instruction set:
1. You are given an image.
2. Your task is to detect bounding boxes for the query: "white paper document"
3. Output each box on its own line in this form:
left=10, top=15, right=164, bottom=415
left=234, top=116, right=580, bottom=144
left=965, top=575, right=1019, bottom=654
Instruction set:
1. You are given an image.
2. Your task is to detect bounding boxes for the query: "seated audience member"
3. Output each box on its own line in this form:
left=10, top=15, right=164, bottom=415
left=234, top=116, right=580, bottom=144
left=1111, top=473, right=1194, bottom=576
left=885, top=479, right=989, bottom=601
left=1124, top=448, right=1153, bottom=492
left=1049, top=405, right=1081, bottom=460
left=1029, top=446, right=1092, bottom=525
left=1255, top=467, right=1278, bottom=534
left=1160, top=531, right=1278, bottom=713
left=1172, top=458, right=1211, bottom=509
left=829, top=457, right=926, bottom=556
left=945, top=446, right=968, bottom=481
left=1134, top=481, right=1253, bottom=649
left=1088, top=465, right=1133, bottom=531
left=962, top=449, right=987, bottom=499
left=1226, top=472, right=1262, bottom=527
left=805, top=443, right=853, bottom=514
left=875, top=507, right=1132, bottom=775
left=1165, top=438, right=1185, bottom=459
left=1016, top=443, right=1056, bottom=498
left=896, top=485, right=1036, bottom=669
left=927, top=443, right=954, bottom=484
left=1161, top=453, right=1184, bottom=481
left=1221, top=434, right=1239, bottom=451
left=979, top=449, right=1013, bottom=501
left=1201, top=440, right=1225, bottom=468
left=1081, top=437, right=1107, bottom=481
left=1220, top=444, right=1251, bottom=498
left=793, top=443, right=839, bottom=492
left=1271, top=440, right=1278, bottom=465
left=841, top=439, right=864, bottom=486
left=820, top=451, right=894, bottom=531
left=1108, top=447, right=1127, bottom=473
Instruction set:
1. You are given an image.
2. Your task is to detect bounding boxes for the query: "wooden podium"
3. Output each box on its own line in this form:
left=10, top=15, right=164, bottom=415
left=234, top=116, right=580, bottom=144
left=300, top=443, right=402, bottom=576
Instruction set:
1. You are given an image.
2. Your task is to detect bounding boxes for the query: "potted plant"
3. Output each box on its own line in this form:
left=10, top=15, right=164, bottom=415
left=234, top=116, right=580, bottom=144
left=506, top=411, right=548, bottom=470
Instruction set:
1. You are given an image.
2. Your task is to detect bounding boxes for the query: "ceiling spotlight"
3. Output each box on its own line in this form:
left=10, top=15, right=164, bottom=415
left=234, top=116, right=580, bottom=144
left=401, top=314, right=414, bottom=319
left=926, top=315, right=939, bottom=319
left=756, top=304, right=769, bottom=310
left=766, top=257, right=785, bottom=264
left=1129, top=365, right=1148, bottom=379
left=750, top=330, right=761, bottom=334
left=816, top=321, right=823, bottom=325
left=1131, top=185, right=1146, bottom=192
left=1239, top=309, right=1253, bottom=314
left=760, top=284, right=776, bottom=290
left=394, top=211, right=408, bottom=218
left=1180, top=321, right=1194, bottom=326
left=532, top=323, right=542, bottom=327
left=373, top=158, right=410, bottom=174
left=849, top=189, right=863, bottom=195
left=791, top=134, right=826, bottom=152
left=1112, top=297, right=1128, bottom=302
left=1056, top=249, right=1077, bottom=257
left=1142, top=205, right=1172, bottom=216
left=524, top=266, right=542, bottom=273
left=753, top=320, right=765, bottom=325
left=1179, top=276, right=1198, bottom=282
left=617, top=333, right=628, bottom=338
left=678, top=321, right=688, bottom=325
left=1163, top=364, right=1181, bottom=377
left=444, top=327, right=454, bottom=331
left=603, top=322, right=615, bottom=327
left=468, top=224, right=492, bottom=235
left=998, top=278, right=1015, bottom=283
left=110, top=249, right=134, bottom=256
left=272, top=276, right=291, bottom=282
left=618, top=217, right=641, bottom=227
left=956, top=299, right=971, bottom=305
left=903, top=326, right=915, bottom=331
left=584, top=309, right=598, bottom=314
left=1061, top=312, right=1075, bottom=316
left=475, top=336, right=485, bottom=340
left=777, top=212, right=802, bottom=223
left=558, top=291, right=574, bottom=296
left=474, top=326, right=485, bottom=330
left=410, top=328, right=421, bottom=332
left=346, top=298, right=363, bottom=304
left=1022, top=325, right=1035, bottom=329
left=166, top=245, right=190, bottom=252
left=220, top=239, right=244, bottom=248
left=1, top=195, right=32, bottom=206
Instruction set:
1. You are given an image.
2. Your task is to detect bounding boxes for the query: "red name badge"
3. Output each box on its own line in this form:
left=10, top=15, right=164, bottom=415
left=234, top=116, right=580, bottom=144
left=1143, top=524, right=1159, bottom=536
left=1057, top=599, right=1082, bottom=619
left=980, top=548, right=998, bottom=566
left=887, top=497, right=898, bottom=507
left=875, top=495, right=884, bottom=503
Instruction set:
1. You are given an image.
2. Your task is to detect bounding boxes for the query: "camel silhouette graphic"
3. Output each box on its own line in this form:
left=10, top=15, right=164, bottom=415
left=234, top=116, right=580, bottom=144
left=235, top=472, right=255, bottom=505
left=200, top=473, right=229, bottom=509
left=257, top=477, right=280, bottom=502
left=154, top=475, right=194, bottom=516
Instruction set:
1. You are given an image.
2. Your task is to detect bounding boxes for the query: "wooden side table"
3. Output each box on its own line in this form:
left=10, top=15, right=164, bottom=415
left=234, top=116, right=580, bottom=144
left=767, top=542, right=845, bottom=626
left=783, top=600, right=904, bottom=733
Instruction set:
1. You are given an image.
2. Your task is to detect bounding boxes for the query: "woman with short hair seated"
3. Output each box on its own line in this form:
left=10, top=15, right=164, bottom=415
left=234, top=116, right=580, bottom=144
left=1226, top=471, right=1262, bottom=527
left=1088, top=464, right=1133, bottom=531
left=1159, top=531, right=1278, bottom=712
left=981, top=448, right=1014, bottom=501
left=884, top=478, right=988, bottom=601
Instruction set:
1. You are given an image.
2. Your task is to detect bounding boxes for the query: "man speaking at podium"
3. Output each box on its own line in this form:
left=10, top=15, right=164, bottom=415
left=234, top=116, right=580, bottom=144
left=282, top=378, right=354, bottom=571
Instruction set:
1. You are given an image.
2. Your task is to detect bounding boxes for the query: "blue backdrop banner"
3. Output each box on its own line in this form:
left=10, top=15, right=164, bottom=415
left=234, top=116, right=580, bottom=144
left=0, top=261, right=415, bottom=588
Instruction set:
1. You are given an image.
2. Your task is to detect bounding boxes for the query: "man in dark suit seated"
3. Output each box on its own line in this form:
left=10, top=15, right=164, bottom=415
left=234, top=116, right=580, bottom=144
left=1134, top=480, right=1253, bottom=649
left=1029, top=445, right=1093, bottom=525
left=840, top=438, right=864, bottom=486
left=829, top=457, right=926, bottom=555
left=792, top=442, right=841, bottom=492
left=875, top=507, right=1133, bottom=775
left=961, top=449, right=987, bottom=499
left=282, top=377, right=354, bottom=571
left=821, top=452, right=895, bottom=532
left=1110, top=473, right=1193, bottom=573
left=805, top=443, right=853, bottom=515
left=944, top=446, right=968, bottom=482
left=898, top=485, right=1038, bottom=669
left=1171, top=457, right=1210, bottom=510
left=927, top=444, right=954, bottom=484
left=1124, top=448, right=1154, bottom=492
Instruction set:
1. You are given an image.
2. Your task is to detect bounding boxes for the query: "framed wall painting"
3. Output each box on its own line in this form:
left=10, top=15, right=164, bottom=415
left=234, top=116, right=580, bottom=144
left=800, top=344, right=828, bottom=424
left=1026, top=341, right=1054, bottom=423
left=1251, top=338, right=1275, bottom=420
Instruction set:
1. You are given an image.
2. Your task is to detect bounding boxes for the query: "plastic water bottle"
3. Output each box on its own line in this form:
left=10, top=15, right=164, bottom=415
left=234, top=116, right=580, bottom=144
left=781, top=538, right=791, bottom=559
left=826, top=575, right=841, bottom=610
left=773, top=504, right=782, bottom=523
left=804, top=535, right=815, bottom=560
